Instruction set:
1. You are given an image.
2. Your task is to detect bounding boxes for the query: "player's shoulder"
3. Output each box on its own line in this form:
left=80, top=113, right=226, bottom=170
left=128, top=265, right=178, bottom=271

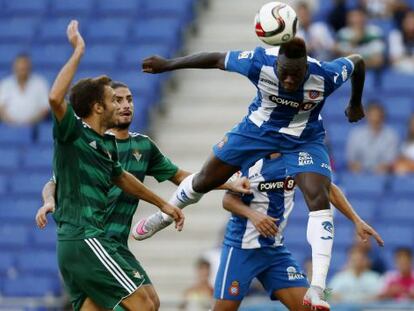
left=129, top=131, right=149, bottom=140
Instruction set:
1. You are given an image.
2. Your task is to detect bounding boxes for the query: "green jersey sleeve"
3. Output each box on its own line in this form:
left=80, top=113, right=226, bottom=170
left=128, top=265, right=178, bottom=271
left=53, top=104, right=82, bottom=142
left=147, top=138, right=178, bottom=182
left=108, top=137, right=124, bottom=178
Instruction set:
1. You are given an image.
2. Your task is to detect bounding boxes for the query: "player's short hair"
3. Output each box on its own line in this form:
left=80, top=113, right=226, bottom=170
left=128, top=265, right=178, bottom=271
left=110, top=81, right=129, bottom=90
left=278, top=37, right=307, bottom=59
left=394, top=247, right=412, bottom=258
left=69, top=75, right=112, bottom=118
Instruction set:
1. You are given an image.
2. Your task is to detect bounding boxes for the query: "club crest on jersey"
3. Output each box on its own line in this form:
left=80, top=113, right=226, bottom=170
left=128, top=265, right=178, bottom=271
left=298, top=152, right=313, bottom=166
left=321, top=221, right=334, bottom=240
left=308, top=90, right=320, bottom=100
left=229, top=281, right=240, bottom=296
left=217, top=135, right=228, bottom=149
left=132, top=150, right=142, bottom=162
left=287, top=266, right=305, bottom=281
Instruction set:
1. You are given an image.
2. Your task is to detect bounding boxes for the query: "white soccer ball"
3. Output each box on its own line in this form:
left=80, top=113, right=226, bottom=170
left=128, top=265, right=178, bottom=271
left=255, top=2, right=298, bottom=46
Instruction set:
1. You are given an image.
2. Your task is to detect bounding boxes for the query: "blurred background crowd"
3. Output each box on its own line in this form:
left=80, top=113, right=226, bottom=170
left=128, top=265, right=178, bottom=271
left=0, top=0, right=414, bottom=310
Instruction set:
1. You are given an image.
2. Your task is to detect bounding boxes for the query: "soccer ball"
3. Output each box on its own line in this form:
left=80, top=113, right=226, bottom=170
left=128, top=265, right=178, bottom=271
left=255, top=2, right=298, bottom=46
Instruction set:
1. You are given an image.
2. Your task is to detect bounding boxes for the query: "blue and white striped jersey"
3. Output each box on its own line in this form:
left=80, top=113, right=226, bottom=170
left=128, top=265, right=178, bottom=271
left=223, top=157, right=296, bottom=249
left=225, top=47, right=354, bottom=140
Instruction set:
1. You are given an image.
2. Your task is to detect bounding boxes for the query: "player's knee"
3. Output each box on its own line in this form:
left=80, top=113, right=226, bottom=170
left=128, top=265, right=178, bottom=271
left=192, top=171, right=215, bottom=193
left=304, top=186, right=330, bottom=211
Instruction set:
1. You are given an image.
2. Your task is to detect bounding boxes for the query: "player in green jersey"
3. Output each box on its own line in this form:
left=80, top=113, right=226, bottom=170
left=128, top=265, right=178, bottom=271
left=36, top=78, right=250, bottom=310
left=40, top=20, right=184, bottom=311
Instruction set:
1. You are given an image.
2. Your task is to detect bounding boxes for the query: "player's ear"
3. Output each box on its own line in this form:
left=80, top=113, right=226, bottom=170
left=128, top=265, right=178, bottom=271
left=93, top=102, right=104, bottom=114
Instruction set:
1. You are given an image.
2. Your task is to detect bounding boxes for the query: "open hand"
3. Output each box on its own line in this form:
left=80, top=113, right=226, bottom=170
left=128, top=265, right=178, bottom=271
left=35, top=203, right=55, bottom=229
left=66, top=20, right=85, bottom=53
left=345, top=104, right=365, bottom=123
left=249, top=210, right=279, bottom=238
left=355, top=219, right=384, bottom=247
left=160, top=203, right=185, bottom=231
left=142, top=55, right=168, bottom=73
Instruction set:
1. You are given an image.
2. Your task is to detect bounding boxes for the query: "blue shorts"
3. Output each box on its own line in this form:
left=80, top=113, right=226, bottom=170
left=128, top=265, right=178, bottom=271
left=213, top=118, right=332, bottom=179
left=214, top=245, right=309, bottom=301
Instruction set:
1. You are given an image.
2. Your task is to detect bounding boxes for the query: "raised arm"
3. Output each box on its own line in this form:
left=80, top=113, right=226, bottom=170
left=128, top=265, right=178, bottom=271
left=113, top=171, right=184, bottom=231
left=48, top=20, right=85, bottom=121
left=345, top=54, right=366, bottom=123
left=329, top=183, right=384, bottom=246
left=36, top=180, right=56, bottom=229
left=222, top=192, right=278, bottom=238
left=142, top=52, right=227, bottom=74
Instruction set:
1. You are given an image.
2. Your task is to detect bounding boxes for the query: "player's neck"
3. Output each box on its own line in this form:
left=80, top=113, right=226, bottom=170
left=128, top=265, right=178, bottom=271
left=111, top=128, right=130, bottom=139
left=82, top=117, right=109, bottom=136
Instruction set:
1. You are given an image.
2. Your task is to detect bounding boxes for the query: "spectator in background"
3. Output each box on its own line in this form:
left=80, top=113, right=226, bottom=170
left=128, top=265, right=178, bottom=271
left=346, top=102, right=399, bottom=173
left=389, top=11, right=414, bottom=74
left=328, top=0, right=347, bottom=33
left=0, top=54, right=49, bottom=125
left=354, top=232, right=387, bottom=274
left=336, top=8, right=385, bottom=70
left=296, top=2, right=335, bottom=61
left=379, top=247, right=414, bottom=301
left=180, top=258, right=214, bottom=311
left=329, top=246, right=383, bottom=303
left=394, top=114, right=414, bottom=174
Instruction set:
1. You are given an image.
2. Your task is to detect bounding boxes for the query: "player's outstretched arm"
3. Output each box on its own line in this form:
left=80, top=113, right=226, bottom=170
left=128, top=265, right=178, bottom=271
left=113, top=171, right=184, bottom=231
left=329, top=183, right=384, bottom=246
left=35, top=180, right=56, bottom=229
left=345, top=54, right=366, bottom=123
left=48, top=20, right=85, bottom=121
left=222, top=192, right=278, bottom=238
left=142, top=52, right=227, bottom=74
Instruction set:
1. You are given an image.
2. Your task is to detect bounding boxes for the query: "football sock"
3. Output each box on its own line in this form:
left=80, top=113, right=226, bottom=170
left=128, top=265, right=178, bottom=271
left=307, top=209, right=334, bottom=290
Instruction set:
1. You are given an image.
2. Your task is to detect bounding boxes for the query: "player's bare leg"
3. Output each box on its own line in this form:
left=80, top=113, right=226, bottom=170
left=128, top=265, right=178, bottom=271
left=295, top=172, right=332, bottom=310
left=120, top=287, right=155, bottom=311
left=80, top=297, right=109, bottom=311
left=133, top=154, right=239, bottom=239
left=273, top=287, right=311, bottom=311
left=212, top=299, right=242, bottom=311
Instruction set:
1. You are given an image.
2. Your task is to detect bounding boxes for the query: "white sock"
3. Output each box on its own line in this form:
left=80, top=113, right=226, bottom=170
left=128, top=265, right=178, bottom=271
left=161, top=174, right=204, bottom=222
left=307, top=209, right=334, bottom=290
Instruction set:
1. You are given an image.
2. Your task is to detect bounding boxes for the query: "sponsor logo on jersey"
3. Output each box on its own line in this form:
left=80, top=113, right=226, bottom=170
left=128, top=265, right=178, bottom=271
left=132, top=150, right=142, bottom=162
left=238, top=51, right=254, bottom=59
left=229, top=281, right=240, bottom=296
left=298, top=152, right=314, bottom=166
left=287, top=266, right=305, bottom=281
left=132, top=270, right=142, bottom=279
left=89, top=141, right=97, bottom=149
left=217, top=135, right=228, bottom=148
left=321, top=162, right=332, bottom=171
left=258, top=177, right=296, bottom=192
left=269, top=96, right=318, bottom=111
left=260, top=77, right=278, bottom=87
left=341, top=65, right=348, bottom=81
left=321, top=221, right=334, bottom=240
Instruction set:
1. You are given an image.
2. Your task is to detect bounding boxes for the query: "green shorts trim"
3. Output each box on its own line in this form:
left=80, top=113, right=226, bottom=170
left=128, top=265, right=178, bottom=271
left=58, top=237, right=145, bottom=310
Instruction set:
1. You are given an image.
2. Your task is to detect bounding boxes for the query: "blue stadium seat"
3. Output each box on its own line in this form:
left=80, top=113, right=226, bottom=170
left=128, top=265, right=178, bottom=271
left=37, top=122, right=53, bottom=144
left=0, top=253, right=15, bottom=276
left=81, top=45, right=119, bottom=69
left=283, top=224, right=307, bottom=247
left=384, top=98, right=413, bottom=123
left=50, top=0, right=94, bottom=17
left=129, top=97, right=151, bottom=133
left=97, top=0, right=142, bottom=16
left=377, top=223, right=414, bottom=248
left=0, top=225, right=28, bottom=248
left=0, top=148, right=20, bottom=171
left=31, top=44, right=72, bottom=69
left=0, top=18, right=38, bottom=43
left=4, top=0, right=48, bottom=16
left=16, top=251, right=58, bottom=275
left=10, top=173, right=50, bottom=195
left=0, top=198, right=40, bottom=222
left=86, top=18, right=130, bottom=43
left=325, top=122, right=353, bottom=146
left=345, top=198, right=376, bottom=222
left=0, top=174, right=7, bottom=195
left=22, top=145, right=53, bottom=169
left=329, top=248, right=348, bottom=274
left=119, top=72, right=161, bottom=106
left=0, top=125, right=32, bottom=145
left=340, top=173, right=387, bottom=197
left=120, top=44, right=171, bottom=68
left=380, top=198, right=414, bottom=223
left=3, top=276, right=60, bottom=297
left=390, top=175, right=414, bottom=195
left=142, top=0, right=195, bottom=26
left=322, top=96, right=349, bottom=121
left=332, top=223, right=354, bottom=247
left=39, top=18, right=88, bottom=43
left=32, top=223, right=57, bottom=248
left=131, top=18, right=182, bottom=53
left=383, top=70, right=414, bottom=91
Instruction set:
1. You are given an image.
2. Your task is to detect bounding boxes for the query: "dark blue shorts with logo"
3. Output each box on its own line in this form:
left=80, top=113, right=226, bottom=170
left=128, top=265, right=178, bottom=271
left=214, top=244, right=309, bottom=301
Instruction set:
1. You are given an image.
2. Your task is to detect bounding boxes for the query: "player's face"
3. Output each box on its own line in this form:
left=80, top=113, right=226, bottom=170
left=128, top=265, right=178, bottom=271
left=276, top=58, right=307, bottom=92
left=102, top=86, right=120, bottom=129
left=115, top=87, right=134, bottom=129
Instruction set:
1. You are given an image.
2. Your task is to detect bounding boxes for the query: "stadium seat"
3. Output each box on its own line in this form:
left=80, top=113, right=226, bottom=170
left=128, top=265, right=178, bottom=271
left=344, top=198, right=376, bottom=222
left=390, top=175, right=414, bottom=196
left=0, top=174, right=7, bottom=195
left=81, top=45, right=119, bottom=70
left=376, top=224, right=414, bottom=247
left=383, top=98, right=413, bottom=123
left=39, top=18, right=87, bottom=43
left=96, top=0, right=142, bottom=16
left=10, top=173, right=50, bottom=195
left=0, top=44, right=29, bottom=69
left=325, top=123, right=354, bottom=146
left=0, top=198, right=40, bottom=223
left=37, top=122, right=53, bottom=144
left=22, top=145, right=53, bottom=169
left=383, top=70, right=414, bottom=91
left=0, top=253, right=15, bottom=276
left=86, top=18, right=131, bottom=43
left=380, top=198, right=414, bottom=223
left=0, top=225, right=28, bottom=248
left=119, top=43, right=171, bottom=69
left=340, top=173, right=387, bottom=197
left=0, top=148, right=20, bottom=171
left=16, top=251, right=58, bottom=275
left=0, top=18, right=38, bottom=43
left=142, top=0, right=195, bottom=26
left=32, top=223, right=57, bottom=248
left=0, top=125, right=32, bottom=145
left=283, top=224, right=307, bottom=247
left=31, top=44, right=72, bottom=69
left=50, top=0, right=94, bottom=17
left=2, top=276, right=60, bottom=297
left=332, top=223, right=354, bottom=248
left=4, top=0, right=48, bottom=17
left=329, top=248, right=348, bottom=274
